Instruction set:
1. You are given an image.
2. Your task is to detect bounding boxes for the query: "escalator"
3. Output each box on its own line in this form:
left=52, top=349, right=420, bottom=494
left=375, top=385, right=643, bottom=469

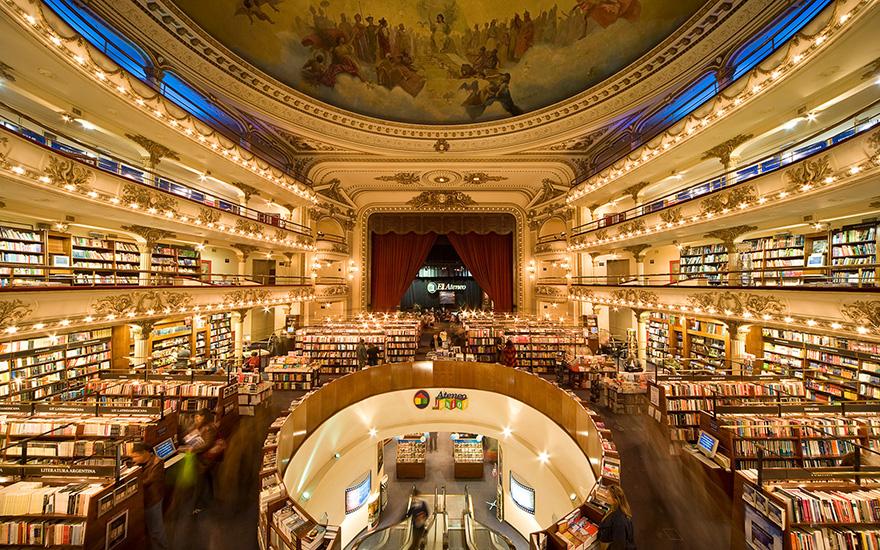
left=462, top=487, right=517, bottom=550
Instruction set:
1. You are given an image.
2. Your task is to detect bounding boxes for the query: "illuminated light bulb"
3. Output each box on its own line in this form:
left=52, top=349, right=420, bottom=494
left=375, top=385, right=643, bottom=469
left=831, top=322, right=842, bottom=330
left=83, top=316, right=93, bottom=323
left=369, top=428, right=378, bottom=438
left=116, top=85, right=126, bottom=94
left=25, top=14, right=36, bottom=25
left=857, top=326, right=868, bottom=334
left=33, top=323, right=45, bottom=330
left=11, top=166, right=25, bottom=175
left=792, top=54, right=803, bottom=64
left=783, top=316, right=794, bottom=323
left=73, top=55, right=85, bottom=65
left=849, top=166, right=861, bottom=175
left=806, top=319, right=817, bottom=327
left=49, top=35, right=62, bottom=46
left=109, top=197, right=120, bottom=204
left=59, top=319, right=70, bottom=326
left=5, top=326, right=18, bottom=334
left=761, top=314, right=771, bottom=321
left=814, top=35, right=826, bottom=45
left=538, top=452, right=550, bottom=463
left=95, top=71, right=106, bottom=80
left=778, top=191, right=788, bottom=198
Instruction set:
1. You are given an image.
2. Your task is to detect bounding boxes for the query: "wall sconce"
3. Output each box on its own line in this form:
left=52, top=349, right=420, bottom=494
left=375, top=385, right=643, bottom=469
left=348, top=260, right=359, bottom=280
left=527, top=260, right=536, bottom=280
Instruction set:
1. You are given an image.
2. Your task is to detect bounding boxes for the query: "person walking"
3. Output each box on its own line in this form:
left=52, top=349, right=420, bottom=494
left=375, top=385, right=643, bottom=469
left=356, top=339, right=368, bottom=370
left=598, top=484, right=636, bottom=549
left=130, top=442, right=168, bottom=550
left=502, top=339, right=518, bottom=369
left=366, top=342, right=380, bottom=366
left=406, top=492, right=430, bottom=549
left=181, top=409, right=221, bottom=515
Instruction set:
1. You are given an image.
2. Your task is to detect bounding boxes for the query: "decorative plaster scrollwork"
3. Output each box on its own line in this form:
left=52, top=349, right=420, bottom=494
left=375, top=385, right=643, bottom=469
left=433, top=139, right=450, bottom=153
left=841, top=300, right=880, bottom=329
left=704, top=225, right=758, bottom=247
left=610, top=289, right=658, bottom=305
left=867, top=129, right=880, bottom=153
left=288, top=288, right=315, bottom=301
left=701, top=134, right=753, bottom=169
left=44, top=156, right=92, bottom=192
left=616, top=219, right=645, bottom=236
left=120, top=225, right=176, bottom=247
left=125, top=134, right=180, bottom=167
left=121, top=183, right=178, bottom=212
left=687, top=291, right=785, bottom=318
left=92, top=290, right=192, bottom=317
left=235, top=218, right=264, bottom=235
left=700, top=185, right=757, bottom=215
left=570, top=288, right=594, bottom=301
left=595, top=229, right=608, bottom=241
left=198, top=208, right=221, bottom=225
left=0, top=61, right=15, bottom=82
left=462, top=172, right=506, bottom=184
left=230, top=181, right=261, bottom=201
left=0, top=299, right=32, bottom=331
left=223, top=288, right=272, bottom=305
left=317, top=285, right=349, bottom=298
left=784, top=155, right=832, bottom=191
left=660, top=208, right=683, bottom=224
left=407, top=191, right=476, bottom=210
left=374, top=172, right=421, bottom=185
left=623, top=244, right=650, bottom=261
left=621, top=181, right=651, bottom=202
left=231, top=244, right=258, bottom=260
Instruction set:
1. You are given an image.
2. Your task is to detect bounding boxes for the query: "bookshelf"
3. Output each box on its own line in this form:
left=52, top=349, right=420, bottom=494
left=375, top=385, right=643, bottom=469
left=760, top=327, right=880, bottom=401
left=646, top=313, right=685, bottom=365
left=504, top=326, right=591, bottom=374
left=466, top=327, right=502, bottom=363
left=686, top=318, right=729, bottom=370
left=384, top=327, right=419, bottom=363
left=396, top=434, right=426, bottom=479
left=150, top=244, right=200, bottom=279
left=295, top=326, right=385, bottom=375
left=148, top=320, right=193, bottom=370
left=0, top=225, right=45, bottom=287
left=239, top=374, right=273, bottom=416
left=647, top=376, right=806, bottom=442
left=0, top=328, right=113, bottom=402
left=452, top=434, right=483, bottom=479
left=680, top=243, right=728, bottom=284
left=741, top=234, right=807, bottom=286
left=266, top=355, right=320, bottom=390
left=831, top=222, right=877, bottom=285
left=208, top=313, right=233, bottom=360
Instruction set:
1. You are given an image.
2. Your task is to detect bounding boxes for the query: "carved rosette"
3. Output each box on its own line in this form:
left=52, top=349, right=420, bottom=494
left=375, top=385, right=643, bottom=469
left=121, top=183, right=178, bottom=213
left=0, top=299, right=32, bottom=331
left=224, top=289, right=272, bottom=306
left=407, top=191, right=476, bottom=210
left=785, top=155, right=833, bottom=192
left=92, top=290, right=192, bottom=317
left=687, top=291, right=785, bottom=318
left=44, top=156, right=92, bottom=192
left=700, top=185, right=757, bottom=215
left=841, top=300, right=880, bottom=329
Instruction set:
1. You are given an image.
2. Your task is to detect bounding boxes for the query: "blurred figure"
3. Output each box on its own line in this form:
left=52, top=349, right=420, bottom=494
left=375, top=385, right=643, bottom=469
left=175, top=346, right=191, bottom=369
left=357, top=338, right=368, bottom=369
left=244, top=351, right=261, bottom=373
left=502, top=339, right=518, bottom=369
left=366, top=342, right=380, bottom=366
left=130, top=442, right=168, bottom=550
left=598, top=484, right=636, bottom=549
left=406, top=491, right=430, bottom=549
left=181, top=409, right=221, bottom=515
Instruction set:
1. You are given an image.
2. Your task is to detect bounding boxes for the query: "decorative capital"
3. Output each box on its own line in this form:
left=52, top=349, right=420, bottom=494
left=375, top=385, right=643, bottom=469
left=617, top=218, right=645, bottom=237
left=700, top=184, right=757, bottom=215
left=659, top=207, right=683, bottom=224
left=621, top=181, right=651, bottom=202
left=841, top=300, right=880, bottom=329
left=231, top=244, right=259, bottom=260
left=92, top=290, right=192, bottom=318
left=125, top=134, right=180, bottom=167
left=121, top=224, right=176, bottom=247
left=622, top=244, right=650, bottom=261
left=784, top=155, right=832, bottom=192
left=701, top=134, right=753, bottom=169
left=704, top=225, right=757, bottom=247
left=0, top=299, right=32, bottom=331
left=407, top=191, right=476, bottom=210
left=230, top=181, right=261, bottom=201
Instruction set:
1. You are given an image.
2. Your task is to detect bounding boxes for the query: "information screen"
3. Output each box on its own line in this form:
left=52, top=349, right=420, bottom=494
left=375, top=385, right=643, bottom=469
left=439, top=291, right=456, bottom=305
left=509, top=472, right=535, bottom=515
left=697, top=430, right=719, bottom=458
left=345, top=472, right=371, bottom=514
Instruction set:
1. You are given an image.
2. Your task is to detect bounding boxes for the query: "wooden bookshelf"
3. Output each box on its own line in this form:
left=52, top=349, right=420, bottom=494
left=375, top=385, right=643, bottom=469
left=150, top=244, right=200, bottom=279
left=266, top=356, right=319, bottom=390
left=741, top=234, right=807, bottom=286
left=686, top=318, right=730, bottom=370
left=0, top=225, right=46, bottom=287
left=148, top=320, right=193, bottom=370
left=831, top=222, right=877, bottom=285
left=680, top=243, right=728, bottom=284
left=208, top=313, right=233, bottom=360
left=295, top=326, right=385, bottom=375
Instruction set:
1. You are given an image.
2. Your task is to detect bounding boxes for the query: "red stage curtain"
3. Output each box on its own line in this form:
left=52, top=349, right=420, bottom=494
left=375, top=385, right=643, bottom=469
left=370, top=232, right=437, bottom=311
left=447, top=232, right=513, bottom=311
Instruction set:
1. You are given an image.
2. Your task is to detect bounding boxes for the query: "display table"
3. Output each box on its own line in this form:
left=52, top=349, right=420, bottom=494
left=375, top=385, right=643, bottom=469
left=601, top=375, right=648, bottom=414
left=396, top=435, right=426, bottom=479
left=452, top=434, right=484, bottom=479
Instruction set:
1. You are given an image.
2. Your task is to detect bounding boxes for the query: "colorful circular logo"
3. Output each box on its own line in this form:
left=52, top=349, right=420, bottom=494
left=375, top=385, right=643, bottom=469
left=426, top=281, right=437, bottom=294
left=413, top=390, right=431, bottom=409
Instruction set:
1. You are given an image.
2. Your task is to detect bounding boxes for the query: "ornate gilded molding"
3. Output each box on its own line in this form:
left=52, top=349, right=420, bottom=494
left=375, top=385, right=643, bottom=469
left=569, top=288, right=594, bottom=302
left=701, top=134, right=753, bottom=169
left=234, top=218, right=264, bottom=235
left=375, top=172, right=421, bottom=185
left=120, top=224, right=176, bottom=247
left=0, top=299, right=32, bottom=331
left=610, top=289, right=659, bottom=306
left=230, top=181, right=261, bottom=201
left=704, top=225, right=758, bottom=247
left=621, top=181, right=651, bottom=202
left=433, top=139, right=450, bottom=153
left=700, top=184, right=757, bottom=215
left=617, top=219, right=646, bottom=236
left=868, top=129, right=880, bottom=153
left=125, top=134, right=180, bottom=167
left=687, top=291, right=785, bottom=318
left=121, top=183, right=178, bottom=212
left=223, top=288, right=272, bottom=305
left=595, top=229, right=608, bottom=242
left=231, top=244, right=258, bottom=259
left=536, top=180, right=566, bottom=204
left=0, top=61, right=15, bottom=82
left=92, top=290, right=192, bottom=317
left=317, top=285, right=349, bottom=298
left=784, top=155, right=832, bottom=191
left=623, top=244, right=651, bottom=262
left=44, top=156, right=92, bottom=192
left=198, top=208, right=221, bottom=225
left=288, top=288, right=315, bottom=301
left=841, top=300, right=880, bottom=329
left=463, top=173, right=506, bottom=184
left=407, top=191, right=476, bottom=210
left=659, top=207, right=683, bottom=224
left=535, top=285, right=566, bottom=302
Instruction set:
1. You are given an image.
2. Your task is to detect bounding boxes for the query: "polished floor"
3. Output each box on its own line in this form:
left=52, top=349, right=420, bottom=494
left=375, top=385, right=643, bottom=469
left=161, top=384, right=733, bottom=550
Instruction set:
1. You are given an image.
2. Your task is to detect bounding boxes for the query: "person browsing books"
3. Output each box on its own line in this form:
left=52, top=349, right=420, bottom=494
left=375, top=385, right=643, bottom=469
left=598, top=484, right=636, bottom=549
left=130, top=442, right=169, bottom=550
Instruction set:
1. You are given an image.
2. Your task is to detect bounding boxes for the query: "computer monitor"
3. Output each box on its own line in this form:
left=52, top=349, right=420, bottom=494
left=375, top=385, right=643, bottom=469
left=697, top=430, right=720, bottom=458
left=153, top=438, right=176, bottom=460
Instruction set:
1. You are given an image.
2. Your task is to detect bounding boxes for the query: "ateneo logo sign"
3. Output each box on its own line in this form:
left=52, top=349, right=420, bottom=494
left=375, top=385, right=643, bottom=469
left=413, top=390, right=469, bottom=411
left=426, top=281, right=467, bottom=294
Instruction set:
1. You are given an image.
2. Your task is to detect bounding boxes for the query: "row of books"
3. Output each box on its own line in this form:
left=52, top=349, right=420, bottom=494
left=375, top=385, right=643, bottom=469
left=0, top=520, right=86, bottom=546
left=790, top=527, right=880, bottom=549
left=0, top=482, right=103, bottom=516
left=85, top=381, right=224, bottom=397
left=777, top=487, right=880, bottom=524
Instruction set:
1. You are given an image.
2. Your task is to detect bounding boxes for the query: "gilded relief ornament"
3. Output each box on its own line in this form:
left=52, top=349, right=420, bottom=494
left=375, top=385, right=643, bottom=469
left=700, top=185, right=757, bottom=215
left=230, top=181, right=261, bottom=201
left=198, top=208, right=221, bottom=225
left=623, top=244, right=650, bottom=261
left=701, top=134, right=753, bottom=169
left=318, top=285, right=349, bottom=298
left=121, top=225, right=176, bottom=247
left=687, top=291, right=785, bottom=318
left=92, top=290, right=192, bottom=317
left=0, top=299, right=32, bottom=331
left=610, top=289, right=658, bottom=305
left=234, top=218, right=264, bottom=235
left=407, top=191, right=476, bottom=210
left=433, top=139, right=450, bottom=153
left=231, top=244, right=258, bottom=260
left=621, top=181, right=651, bottom=202
left=704, top=225, right=758, bottom=247
left=224, top=288, right=272, bottom=305
left=868, top=129, right=880, bottom=153
left=617, top=219, right=645, bottom=236
left=44, top=156, right=92, bottom=192
left=288, top=288, right=315, bottom=302
left=121, top=183, right=178, bottom=213
left=784, top=155, right=832, bottom=191
left=375, top=172, right=421, bottom=185
left=660, top=207, right=683, bottom=224
left=570, top=289, right=595, bottom=301
left=125, top=134, right=181, bottom=167
left=536, top=180, right=565, bottom=204
left=841, top=300, right=880, bottom=329
left=462, top=172, right=505, bottom=184
left=595, top=229, right=609, bottom=241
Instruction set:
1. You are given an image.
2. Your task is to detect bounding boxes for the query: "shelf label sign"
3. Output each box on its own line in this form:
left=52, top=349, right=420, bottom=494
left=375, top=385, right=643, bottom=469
left=413, top=390, right=469, bottom=410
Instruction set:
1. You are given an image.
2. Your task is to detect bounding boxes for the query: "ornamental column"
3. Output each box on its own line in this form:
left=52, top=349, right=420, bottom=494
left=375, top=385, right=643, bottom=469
left=231, top=310, right=245, bottom=362
left=623, top=244, right=651, bottom=282
left=705, top=225, right=757, bottom=286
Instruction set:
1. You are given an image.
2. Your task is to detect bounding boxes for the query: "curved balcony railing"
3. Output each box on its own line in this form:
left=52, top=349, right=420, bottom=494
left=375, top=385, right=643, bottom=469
left=571, top=103, right=880, bottom=237
left=0, top=266, right=313, bottom=290
left=0, top=103, right=312, bottom=238
left=570, top=263, right=880, bottom=289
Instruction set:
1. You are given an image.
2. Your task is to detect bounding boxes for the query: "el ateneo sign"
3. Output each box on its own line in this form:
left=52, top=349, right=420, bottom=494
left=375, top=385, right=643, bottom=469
left=413, top=390, right=469, bottom=411
left=426, top=281, right=468, bottom=294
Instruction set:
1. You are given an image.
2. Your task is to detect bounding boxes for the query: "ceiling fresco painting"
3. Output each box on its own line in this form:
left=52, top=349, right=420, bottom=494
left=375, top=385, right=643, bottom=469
left=173, top=0, right=707, bottom=125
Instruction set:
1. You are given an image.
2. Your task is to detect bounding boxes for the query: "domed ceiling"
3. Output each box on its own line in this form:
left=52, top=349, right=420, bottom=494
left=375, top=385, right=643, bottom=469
left=171, top=0, right=707, bottom=125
